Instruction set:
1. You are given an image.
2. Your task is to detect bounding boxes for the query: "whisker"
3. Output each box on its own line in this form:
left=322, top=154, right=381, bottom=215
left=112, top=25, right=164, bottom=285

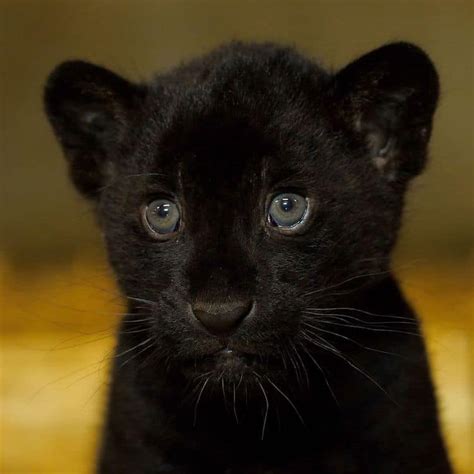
left=82, top=379, right=107, bottom=408
left=298, top=343, right=339, bottom=407
left=137, top=346, right=160, bottom=370
left=28, top=351, right=113, bottom=401
left=303, top=312, right=362, bottom=325
left=278, top=347, right=289, bottom=373
left=303, top=310, right=417, bottom=326
left=185, top=371, right=213, bottom=400
left=301, top=330, right=339, bottom=352
left=232, top=383, right=239, bottom=424
left=47, top=323, right=151, bottom=350
left=301, top=322, right=406, bottom=359
left=305, top=306, right=416, bottom=321
left=254, top=374, right=270, bottom=441
left=285, top=345, right=302, bottom=386
left=119, top=340, right=156, bottom=367
left=304, top=319, right=421, bottom=337
left=51, top=333, right=115, bottom=351
left=125, top=296, right=158, bottom=306
left=290, top=341, right=310, bottom=387
left=63, top=367, right=104, bottom=390
left=264, top=376, right=304, bottom=426
left=221, top=376, right=227, bottom=408
left=115, top=336, right=154, bottom=359
left=119, top=327, right=153, bottom=335
left=303, top=269, right=390, bottom=297
left=193, top=376, right=210, bottom=427
left=121, top=317, right=155, bottom=324
left=300, top=333, right=398, bottom=407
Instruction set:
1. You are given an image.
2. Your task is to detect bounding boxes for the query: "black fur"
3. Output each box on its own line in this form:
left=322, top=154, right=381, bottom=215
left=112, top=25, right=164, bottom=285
left=45, top=42, right=452, bottom=473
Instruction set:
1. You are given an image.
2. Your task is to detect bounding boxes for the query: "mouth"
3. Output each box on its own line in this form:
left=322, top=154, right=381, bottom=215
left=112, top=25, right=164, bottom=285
left=179, top=342, right=285, bottom=387
left=211, top=345, right=258, bottom=369
left=178, top=345, right=259, bottom=382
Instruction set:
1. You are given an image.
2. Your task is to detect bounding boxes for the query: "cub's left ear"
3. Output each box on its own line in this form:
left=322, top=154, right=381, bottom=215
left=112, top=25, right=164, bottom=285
left=333, top=42, right=439, bottom=181
left=44, top=61, right=143, bottom=199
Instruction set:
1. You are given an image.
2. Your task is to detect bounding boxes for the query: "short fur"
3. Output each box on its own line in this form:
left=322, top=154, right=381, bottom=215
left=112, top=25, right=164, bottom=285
left=45, top=42, right=452, bottom=473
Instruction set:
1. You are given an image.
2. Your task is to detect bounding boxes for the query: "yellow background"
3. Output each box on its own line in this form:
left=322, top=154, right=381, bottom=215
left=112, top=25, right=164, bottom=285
left=1, top=1, right=472, bottom=473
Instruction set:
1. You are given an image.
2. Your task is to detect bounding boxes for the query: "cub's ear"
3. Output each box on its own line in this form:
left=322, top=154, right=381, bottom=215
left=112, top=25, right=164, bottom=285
left=44, top=61, right=143, bottom=198
left=333, top=42, right=439, bottom=181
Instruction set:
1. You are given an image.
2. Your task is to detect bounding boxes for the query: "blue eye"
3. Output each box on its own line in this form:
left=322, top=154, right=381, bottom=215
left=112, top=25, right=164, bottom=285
left=268, top=193, right=309, bottom=231
left=142, top=199, right=181, bottom=239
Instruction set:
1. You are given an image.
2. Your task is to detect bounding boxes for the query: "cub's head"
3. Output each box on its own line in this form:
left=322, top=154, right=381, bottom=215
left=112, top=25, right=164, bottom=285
left=45, top=42, right=438, bottom=387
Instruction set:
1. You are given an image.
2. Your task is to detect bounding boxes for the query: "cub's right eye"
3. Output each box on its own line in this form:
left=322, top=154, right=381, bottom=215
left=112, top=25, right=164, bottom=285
left=141, top=199, right=181, bottom=240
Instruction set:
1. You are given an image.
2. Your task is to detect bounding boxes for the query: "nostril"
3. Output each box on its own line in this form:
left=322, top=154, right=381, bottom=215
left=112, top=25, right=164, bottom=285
left=192, top=300, right=253, bottom=336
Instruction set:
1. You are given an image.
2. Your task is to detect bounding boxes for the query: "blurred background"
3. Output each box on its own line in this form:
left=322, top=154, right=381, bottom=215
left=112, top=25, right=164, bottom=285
left=1, top=1, right=472, bottom=473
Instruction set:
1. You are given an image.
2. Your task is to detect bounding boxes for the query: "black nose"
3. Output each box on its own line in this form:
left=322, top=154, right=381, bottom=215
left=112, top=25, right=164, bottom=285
left=192, top=300, right=253, bottom=336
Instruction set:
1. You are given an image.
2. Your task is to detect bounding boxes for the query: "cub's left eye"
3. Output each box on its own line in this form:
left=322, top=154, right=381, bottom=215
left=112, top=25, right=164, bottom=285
left=141, top=199, right=181, bottom=239
left=267, top=193, right=310, bottom=232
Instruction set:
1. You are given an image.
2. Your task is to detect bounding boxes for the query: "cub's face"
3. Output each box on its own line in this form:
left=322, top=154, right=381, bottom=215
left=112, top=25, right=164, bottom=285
left=45, top=42, right=437, bottom=384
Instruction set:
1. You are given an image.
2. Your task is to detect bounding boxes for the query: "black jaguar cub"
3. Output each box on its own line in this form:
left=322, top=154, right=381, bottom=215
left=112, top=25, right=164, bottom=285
left=45, top=42, right=452, bottom=473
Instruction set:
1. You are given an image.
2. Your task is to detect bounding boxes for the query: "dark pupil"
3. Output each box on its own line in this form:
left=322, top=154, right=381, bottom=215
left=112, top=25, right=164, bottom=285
left=279, top=197, right=294, bottom=212
left=156, top=203, right=170, bottom=218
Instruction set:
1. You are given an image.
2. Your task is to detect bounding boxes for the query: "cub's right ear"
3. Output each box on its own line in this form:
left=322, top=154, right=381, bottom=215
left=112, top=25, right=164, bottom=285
left=44, top=61, right=143, bottom=199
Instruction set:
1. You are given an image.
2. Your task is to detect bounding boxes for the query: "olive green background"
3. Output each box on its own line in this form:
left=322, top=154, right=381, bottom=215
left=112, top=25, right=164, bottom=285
left=1, top=0, right=473, bottom=263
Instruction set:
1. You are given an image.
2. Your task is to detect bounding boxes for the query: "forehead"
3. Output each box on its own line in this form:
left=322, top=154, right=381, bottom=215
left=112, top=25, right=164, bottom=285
left=126, top=55, right=332, bottom=198
left=171, top=118, right=270, bottom=192
left=139, top=115, right=308, bottom=199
